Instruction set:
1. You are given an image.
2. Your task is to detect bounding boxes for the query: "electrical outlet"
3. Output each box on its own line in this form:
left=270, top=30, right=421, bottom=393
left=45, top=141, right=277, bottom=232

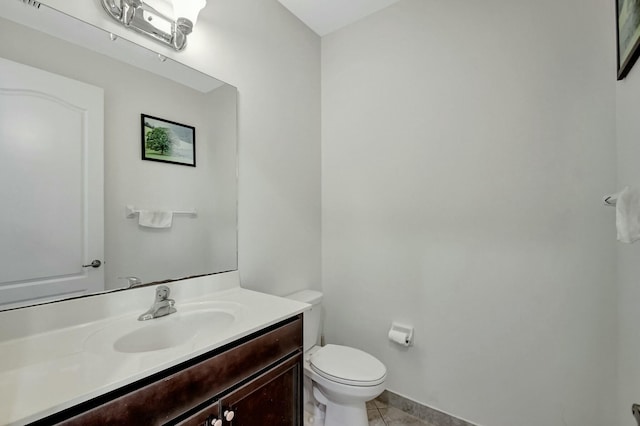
left=632, top=403, right=640, bottom=426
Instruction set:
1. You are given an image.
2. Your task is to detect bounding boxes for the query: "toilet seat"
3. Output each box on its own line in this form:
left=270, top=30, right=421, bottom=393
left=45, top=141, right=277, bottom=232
left=309, top=344, right=386, bottom=386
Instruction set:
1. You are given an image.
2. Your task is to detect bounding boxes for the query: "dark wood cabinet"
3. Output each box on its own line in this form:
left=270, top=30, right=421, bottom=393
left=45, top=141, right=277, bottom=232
left=174, top=400, right=221, bottom=426
left=30, top=315, right=303, bottom=426
left=220, top=355, right=300, bottom=426
left=178, top=355, right=300, bottom=426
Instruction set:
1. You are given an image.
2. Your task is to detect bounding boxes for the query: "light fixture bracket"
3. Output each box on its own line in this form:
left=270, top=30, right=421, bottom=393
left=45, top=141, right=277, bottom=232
left=101, top=0, right=192, bottom=51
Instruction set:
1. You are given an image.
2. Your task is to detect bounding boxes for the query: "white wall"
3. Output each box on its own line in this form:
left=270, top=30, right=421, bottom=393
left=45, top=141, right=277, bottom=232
left=322, top=1, right=617, bottom=425
left=616, top=45, right=640, bottom=426
left=40, top=0, right=322, bottom=295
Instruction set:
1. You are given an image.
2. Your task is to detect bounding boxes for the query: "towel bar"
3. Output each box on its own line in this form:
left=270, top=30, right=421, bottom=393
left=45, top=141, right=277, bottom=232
left=125, top=205, right=197, bottom=218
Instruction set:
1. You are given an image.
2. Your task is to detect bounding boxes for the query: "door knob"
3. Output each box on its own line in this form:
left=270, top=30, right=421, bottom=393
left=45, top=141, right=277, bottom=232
left=82, top=259, right=102, bottom=268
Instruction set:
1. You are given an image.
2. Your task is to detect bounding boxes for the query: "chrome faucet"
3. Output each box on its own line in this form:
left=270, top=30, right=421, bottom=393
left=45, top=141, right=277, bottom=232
left=118, top=276, right=143, bottom=288
left=138, top=285, right=177, bottom=321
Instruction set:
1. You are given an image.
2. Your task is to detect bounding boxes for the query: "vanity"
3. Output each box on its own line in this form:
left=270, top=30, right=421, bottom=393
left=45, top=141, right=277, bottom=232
left=0, top=272, right=309, bottom=425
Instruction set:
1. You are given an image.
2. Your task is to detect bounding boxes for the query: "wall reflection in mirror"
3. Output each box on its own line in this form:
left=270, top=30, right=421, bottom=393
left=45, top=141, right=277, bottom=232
left=0, top=3, right=238, bottom=311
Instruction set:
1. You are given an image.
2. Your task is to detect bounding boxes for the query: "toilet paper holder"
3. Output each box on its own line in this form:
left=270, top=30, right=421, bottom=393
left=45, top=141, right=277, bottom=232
left=388, top=322, right=414, bottom=347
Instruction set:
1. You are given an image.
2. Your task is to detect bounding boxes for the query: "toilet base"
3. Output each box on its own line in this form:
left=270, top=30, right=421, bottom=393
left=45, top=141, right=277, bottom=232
left=303, top=403, right=326, bottom=426
left=313, top=385, right=369, bottom=426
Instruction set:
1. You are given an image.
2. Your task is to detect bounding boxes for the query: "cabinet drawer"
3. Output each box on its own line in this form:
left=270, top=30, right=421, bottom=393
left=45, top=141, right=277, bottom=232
left=50, top=316, right=302, bottom=426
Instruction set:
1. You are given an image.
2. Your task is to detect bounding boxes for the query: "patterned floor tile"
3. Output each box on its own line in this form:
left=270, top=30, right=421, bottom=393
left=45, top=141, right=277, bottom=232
left=368, top=416, right=388, bottom=425
left=379, top=406, right=433, bottom=426
left=373, top=397, right=388, bottom=409
left=368, top=409, right=381, bottom=420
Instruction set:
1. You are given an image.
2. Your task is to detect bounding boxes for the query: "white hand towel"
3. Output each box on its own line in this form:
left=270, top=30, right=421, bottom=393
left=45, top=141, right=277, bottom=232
left=616, top=186, right=640, bottom=243
left=138, top=211, right=173, bottom=228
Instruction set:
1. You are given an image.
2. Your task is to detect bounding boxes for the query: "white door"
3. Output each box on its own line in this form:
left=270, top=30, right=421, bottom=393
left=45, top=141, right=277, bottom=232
left=0, top=57, right=104, bottom=309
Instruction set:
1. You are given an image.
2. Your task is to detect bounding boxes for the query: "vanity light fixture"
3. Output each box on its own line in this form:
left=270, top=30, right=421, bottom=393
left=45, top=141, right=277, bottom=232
left=20, top=0, right=41, bottom=9
left=101, top=0, right=206, bottom=51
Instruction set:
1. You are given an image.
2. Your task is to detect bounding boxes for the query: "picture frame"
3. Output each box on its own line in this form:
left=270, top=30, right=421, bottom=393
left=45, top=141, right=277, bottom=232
left=617, top=0, right=640, bottom=80
left=141, top=114, right=196, bottom=167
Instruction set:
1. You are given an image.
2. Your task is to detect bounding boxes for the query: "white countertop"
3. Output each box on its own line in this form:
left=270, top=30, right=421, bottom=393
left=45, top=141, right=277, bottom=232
left=0, top=272, right=309, bottom=426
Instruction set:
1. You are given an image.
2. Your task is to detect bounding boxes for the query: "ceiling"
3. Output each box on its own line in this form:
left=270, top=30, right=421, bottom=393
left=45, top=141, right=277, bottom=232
left=277, top=0, right=401, bottom=36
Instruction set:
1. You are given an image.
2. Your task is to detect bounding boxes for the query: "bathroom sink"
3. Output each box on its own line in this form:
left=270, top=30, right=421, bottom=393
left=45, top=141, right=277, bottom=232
left=85, top=301, right=244, bottom=354
left=114, top=309, right=236, bottom=353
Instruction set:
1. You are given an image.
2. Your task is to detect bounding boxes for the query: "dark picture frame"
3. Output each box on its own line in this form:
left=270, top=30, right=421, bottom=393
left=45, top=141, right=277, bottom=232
left=141, top=114, right=196, bottom=167
left=617, top=0, right=640, bottom=80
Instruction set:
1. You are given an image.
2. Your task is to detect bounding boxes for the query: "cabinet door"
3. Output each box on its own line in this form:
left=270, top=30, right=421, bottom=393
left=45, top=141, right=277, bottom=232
left=175, top=402, right=221, bottom=426
left=220, top=355, right=302, bottom=426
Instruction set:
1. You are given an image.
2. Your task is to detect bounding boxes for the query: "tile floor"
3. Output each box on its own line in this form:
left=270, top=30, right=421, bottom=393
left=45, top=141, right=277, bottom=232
left=367, top=398, right=434, bottom=426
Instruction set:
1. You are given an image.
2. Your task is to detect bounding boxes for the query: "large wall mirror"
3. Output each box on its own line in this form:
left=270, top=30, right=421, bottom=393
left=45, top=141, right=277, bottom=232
left=0, top=2, right=238, bottom=311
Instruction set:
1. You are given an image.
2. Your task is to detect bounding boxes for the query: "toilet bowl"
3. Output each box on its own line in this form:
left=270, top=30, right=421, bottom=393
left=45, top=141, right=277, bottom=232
left=286, top=290, right=387, bottom=426
left=305, top=345, right=386, bottom=426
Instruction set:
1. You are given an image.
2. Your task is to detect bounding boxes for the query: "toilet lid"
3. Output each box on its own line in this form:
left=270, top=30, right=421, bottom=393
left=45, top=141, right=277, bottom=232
left=310, top=344, right=386, bottom=386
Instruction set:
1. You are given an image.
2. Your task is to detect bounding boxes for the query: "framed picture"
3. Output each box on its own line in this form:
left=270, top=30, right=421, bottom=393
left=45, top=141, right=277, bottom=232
left=141, top=114, right=196, bottom=167
left=617, top=0, right=640, bottom=80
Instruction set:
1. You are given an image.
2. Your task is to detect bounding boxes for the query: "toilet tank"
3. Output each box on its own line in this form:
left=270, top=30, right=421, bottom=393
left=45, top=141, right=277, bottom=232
left=286, top=290, right=322, bottom=352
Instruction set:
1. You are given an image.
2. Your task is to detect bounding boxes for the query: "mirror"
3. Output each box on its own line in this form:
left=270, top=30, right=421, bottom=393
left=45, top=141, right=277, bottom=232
left=0, top=3, right=238, bottom=310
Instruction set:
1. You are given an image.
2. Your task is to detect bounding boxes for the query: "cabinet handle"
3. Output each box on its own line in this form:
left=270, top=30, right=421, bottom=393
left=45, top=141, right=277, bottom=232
left=207, top=417, right=222, bottom=426
left=224, top=410, right=235, bottom=421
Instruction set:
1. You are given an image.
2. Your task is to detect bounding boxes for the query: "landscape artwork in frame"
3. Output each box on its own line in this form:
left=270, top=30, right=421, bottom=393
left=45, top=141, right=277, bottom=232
left=141, top=114, right=196, bottom=167
left=617, top=0, right=640, bottom=79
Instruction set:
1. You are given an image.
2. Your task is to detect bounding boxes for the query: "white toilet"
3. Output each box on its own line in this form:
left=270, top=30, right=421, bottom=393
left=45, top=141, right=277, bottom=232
left=286, top=290, right=387, bottom=426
